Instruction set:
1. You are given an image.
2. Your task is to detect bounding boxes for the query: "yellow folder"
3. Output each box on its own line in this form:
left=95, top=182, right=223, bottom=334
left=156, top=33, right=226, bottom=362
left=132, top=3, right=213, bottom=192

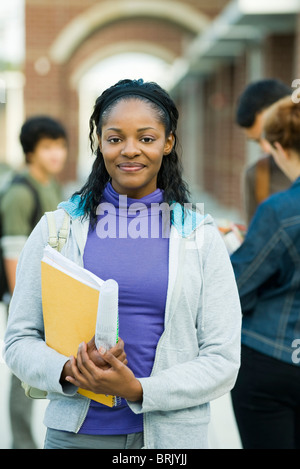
left=41, top=259, right=117, bottom=407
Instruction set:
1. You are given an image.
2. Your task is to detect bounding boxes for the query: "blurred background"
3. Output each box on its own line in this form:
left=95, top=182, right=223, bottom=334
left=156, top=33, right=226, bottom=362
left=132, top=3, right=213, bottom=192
left=0, top=0, right=300, bottom=449
left=0, top=0, right=299, bottom=220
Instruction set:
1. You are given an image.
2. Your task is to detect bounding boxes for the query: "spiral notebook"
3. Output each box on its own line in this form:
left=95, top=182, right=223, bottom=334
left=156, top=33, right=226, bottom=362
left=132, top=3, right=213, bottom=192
left=41, top=245, right=119, bottom=407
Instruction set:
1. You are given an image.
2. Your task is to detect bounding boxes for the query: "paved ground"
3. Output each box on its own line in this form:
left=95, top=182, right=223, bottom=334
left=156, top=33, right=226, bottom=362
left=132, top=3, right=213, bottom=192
left=0, top=303, right=242, bottom=449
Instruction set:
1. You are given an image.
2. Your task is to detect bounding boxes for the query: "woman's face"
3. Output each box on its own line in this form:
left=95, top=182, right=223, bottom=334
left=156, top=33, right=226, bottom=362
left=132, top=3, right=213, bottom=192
left=98, top=98, right=174, bottom=199
left=267, top=142, right=297, bottom=181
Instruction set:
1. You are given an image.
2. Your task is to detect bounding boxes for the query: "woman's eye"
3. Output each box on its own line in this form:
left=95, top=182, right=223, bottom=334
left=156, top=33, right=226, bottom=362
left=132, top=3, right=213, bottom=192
left=108, top=137, right=122, bottom=143
left=141, top=137, right=154, bottom=143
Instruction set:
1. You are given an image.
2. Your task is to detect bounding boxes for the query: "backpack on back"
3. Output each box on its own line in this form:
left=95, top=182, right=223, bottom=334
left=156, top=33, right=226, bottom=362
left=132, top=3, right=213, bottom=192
left=0, top=174, right=42, bottom=303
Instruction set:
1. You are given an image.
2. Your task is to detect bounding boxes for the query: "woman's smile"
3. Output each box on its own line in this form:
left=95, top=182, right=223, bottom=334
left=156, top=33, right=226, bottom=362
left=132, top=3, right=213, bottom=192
left=117, top=162, right=146, bottom=172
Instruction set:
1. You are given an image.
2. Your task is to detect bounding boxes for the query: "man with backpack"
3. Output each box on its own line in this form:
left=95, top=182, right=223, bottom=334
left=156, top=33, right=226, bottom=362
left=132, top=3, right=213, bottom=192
left=235, top=79, right=292, bottom=225
left=0, top=115, right=67, bottom=448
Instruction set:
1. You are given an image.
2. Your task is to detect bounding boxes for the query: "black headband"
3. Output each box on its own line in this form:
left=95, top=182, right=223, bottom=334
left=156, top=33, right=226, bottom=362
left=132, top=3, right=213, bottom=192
left=100, top=87, right=170, bottom=121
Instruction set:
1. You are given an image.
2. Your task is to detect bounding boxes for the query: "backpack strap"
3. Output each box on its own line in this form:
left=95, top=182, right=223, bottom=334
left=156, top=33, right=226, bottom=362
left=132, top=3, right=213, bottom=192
left=255, top=157, right=270, bottom=204
left=21, top=210, right=70, bottom=400
left=11, top=175, right=42, bottom=229
left=58, top=212, right=70, bottom=252
left=45, top=211, right=70, bottom=252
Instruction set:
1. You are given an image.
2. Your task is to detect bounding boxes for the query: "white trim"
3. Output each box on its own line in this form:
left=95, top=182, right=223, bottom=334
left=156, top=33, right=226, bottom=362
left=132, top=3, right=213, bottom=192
left=70, top=42, right=176, bottom=89
left=238, top=0, right=300, bottom=14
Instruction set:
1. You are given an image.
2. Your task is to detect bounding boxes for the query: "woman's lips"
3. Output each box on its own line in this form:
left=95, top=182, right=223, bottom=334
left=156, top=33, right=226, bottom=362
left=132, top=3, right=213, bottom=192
left=118, top=163, right=146, bottom=172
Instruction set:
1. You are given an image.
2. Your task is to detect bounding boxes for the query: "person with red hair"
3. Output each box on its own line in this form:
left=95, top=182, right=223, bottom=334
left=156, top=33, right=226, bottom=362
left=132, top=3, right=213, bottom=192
left=231, top=96, right=300, bottom=449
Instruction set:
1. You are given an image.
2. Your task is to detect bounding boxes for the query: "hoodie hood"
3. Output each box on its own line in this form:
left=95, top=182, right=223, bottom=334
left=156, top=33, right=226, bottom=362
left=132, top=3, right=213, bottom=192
left=170, top=203, right=214, bottom=237
left=58, top=194, right=85, bottom=219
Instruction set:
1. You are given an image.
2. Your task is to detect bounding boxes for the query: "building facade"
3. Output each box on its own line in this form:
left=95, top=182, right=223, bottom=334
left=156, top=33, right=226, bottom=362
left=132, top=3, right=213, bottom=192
left=19, top=0, right=300, bottom=218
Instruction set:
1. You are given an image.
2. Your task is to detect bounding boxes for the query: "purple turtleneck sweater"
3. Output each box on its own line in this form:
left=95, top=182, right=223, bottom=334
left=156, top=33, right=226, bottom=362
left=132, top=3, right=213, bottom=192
left=79, top=183, right=169, bottom=435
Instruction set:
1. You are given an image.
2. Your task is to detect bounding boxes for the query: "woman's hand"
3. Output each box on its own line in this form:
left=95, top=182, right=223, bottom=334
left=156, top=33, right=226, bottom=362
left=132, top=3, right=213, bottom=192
left=60, top=336, right=127, bottom=384
left=65, top=342, right=143, bottom=402
left=86, top=336, right=127, bottom=370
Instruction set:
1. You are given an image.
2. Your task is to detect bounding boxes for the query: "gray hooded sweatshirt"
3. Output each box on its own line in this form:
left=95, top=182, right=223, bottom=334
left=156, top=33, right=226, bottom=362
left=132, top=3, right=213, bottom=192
left=4, top=198, right=241, bottom=449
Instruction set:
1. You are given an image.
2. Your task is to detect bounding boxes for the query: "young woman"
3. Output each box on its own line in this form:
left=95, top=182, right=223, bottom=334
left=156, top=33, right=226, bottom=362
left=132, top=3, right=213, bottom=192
left=4, top=79, right=241, bottom=449
left=231, top=96, right=300, bottom=449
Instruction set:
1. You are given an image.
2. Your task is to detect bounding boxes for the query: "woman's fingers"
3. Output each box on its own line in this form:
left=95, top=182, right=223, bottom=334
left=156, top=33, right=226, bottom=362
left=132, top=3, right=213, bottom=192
left=77, top=342, right=101, bottom=376
left=107, top=338, right=128, bottom=365
left=65, top=355, right=83, bottom=387
left=66, top=344, right=104, bottom=388
left=64, top=343, right=140, bottom=400
left=65, top=342, right=128, bottom=392
left=99, top=348, right=123, bottom=369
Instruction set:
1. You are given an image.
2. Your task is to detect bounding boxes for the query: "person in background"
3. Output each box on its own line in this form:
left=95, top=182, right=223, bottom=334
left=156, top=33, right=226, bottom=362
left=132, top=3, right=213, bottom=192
left=3, top=79, right=241, bottom=449
left=236, top=79, right=291, bottom=225
left=0, top=115, right=67, bottom=449
left=0, top=162, right=13, bottom=187
left=231, top=96, right=300, bottom=449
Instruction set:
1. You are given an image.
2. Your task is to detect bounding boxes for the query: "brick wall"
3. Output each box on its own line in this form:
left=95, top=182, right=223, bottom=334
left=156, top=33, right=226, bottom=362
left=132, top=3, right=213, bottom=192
left=263, top=34, right=295, bottom=86
left=24, top=0, right=298, bottom=214
left=197, top=30, right=298, bottom=219
left=201, top=55, right=247, bottom=214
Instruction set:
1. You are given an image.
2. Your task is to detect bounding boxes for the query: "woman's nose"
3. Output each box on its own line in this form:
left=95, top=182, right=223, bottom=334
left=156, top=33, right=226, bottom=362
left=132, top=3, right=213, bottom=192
left=121, top=139, right=141, bottom=158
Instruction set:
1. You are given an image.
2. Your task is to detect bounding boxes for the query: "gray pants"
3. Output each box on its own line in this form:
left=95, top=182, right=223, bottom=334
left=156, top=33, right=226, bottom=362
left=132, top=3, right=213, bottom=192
left=10, top=373, right=37, bottom=449
left=44, top=428, right=144, bottom=449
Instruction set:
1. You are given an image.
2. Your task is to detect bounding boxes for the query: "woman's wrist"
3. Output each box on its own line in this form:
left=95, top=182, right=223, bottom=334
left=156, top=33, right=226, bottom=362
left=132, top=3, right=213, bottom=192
left=125, top=378, right=143, bottom=402
left=60, top=359, right=72, bottom=384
